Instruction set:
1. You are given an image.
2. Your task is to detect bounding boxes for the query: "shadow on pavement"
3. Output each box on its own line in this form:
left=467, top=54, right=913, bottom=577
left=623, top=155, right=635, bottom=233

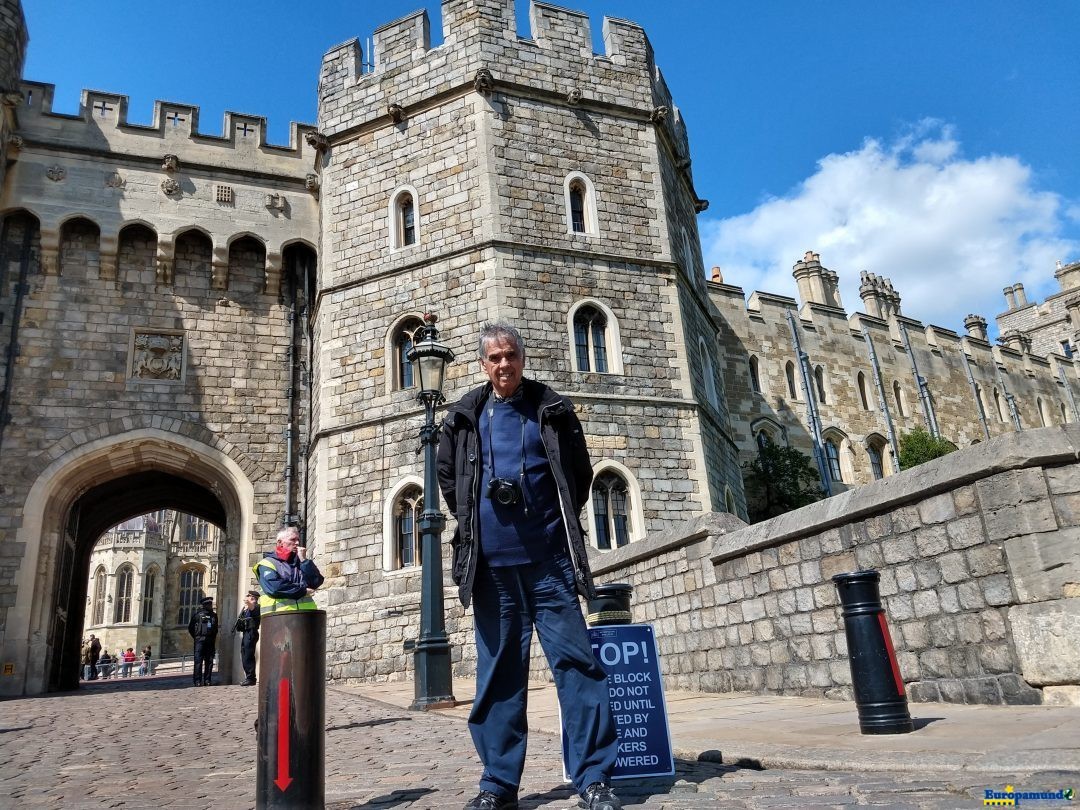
left=912, top=717, right=944, bottom=730
left=328, top=786, right=437, bottom=809
left=326, top=716, right=411, bottom=732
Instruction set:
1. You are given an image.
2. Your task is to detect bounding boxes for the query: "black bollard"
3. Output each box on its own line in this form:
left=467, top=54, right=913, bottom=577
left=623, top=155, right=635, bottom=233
left=586, top=583, right=633, bottom=626
left=832, top=570, right=913, bottom=734
left=256, top=610, right=326, bottom=809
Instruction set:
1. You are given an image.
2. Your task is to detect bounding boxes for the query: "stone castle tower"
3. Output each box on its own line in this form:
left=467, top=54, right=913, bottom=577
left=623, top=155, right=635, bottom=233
left=310, top=0, right=744, bottom=681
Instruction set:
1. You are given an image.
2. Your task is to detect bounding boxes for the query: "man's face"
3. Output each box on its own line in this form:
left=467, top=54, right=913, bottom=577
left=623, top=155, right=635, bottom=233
left=479, top=336, right=525, bottom=399
left=276, top=535, right=299, bottom=558
left=244, top=594, right=257, bottom=609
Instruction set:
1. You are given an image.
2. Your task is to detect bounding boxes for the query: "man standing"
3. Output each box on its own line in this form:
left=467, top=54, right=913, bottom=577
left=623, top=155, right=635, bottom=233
left=88, top=634, right=101, bottom=680
left=253, top=526, right=324, bottom=615
left=234, top=590, right=261, bottom=685
left=437, top=323, right=620, bottom=810
left=187, top=595, right=219, bottom=686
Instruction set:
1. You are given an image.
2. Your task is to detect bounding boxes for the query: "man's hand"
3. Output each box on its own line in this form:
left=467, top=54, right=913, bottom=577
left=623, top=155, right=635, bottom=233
left=306, top=588, right=316, bottom=596
left=297, top=546, right=307, bottom=562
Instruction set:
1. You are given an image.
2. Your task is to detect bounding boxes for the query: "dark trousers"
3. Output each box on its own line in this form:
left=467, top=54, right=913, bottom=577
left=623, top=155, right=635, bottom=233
left=469, top=554, right=617, bottom=800
left=193, top=639, right=215, bottom=684
left=241, top=632, right=258, bottom=682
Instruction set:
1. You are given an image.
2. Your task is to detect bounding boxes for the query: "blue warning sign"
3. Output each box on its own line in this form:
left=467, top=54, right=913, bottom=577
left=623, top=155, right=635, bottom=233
left=562, top=623, right=675, bottom=780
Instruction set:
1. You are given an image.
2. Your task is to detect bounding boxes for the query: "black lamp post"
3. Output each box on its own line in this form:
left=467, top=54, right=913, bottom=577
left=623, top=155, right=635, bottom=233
left=406, top=312, right=456, bottom=710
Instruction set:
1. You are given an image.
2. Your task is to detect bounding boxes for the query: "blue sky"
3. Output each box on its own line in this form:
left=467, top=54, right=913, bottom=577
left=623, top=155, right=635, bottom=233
left=23, top=1, right=1080, bottom=336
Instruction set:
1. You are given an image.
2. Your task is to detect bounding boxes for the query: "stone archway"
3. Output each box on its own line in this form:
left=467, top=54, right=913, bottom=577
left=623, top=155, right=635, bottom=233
left=2, top=428, right=256, bottom=696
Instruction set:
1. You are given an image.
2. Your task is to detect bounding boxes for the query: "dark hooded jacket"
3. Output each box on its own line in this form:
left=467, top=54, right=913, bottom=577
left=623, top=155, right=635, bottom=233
left=436, top=377, right=595, bottom=607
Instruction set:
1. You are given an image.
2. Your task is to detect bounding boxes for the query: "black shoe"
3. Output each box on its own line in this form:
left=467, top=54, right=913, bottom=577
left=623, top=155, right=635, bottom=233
left=464, top=790, right=518, bottom=810
left=582, top=782, right=621, bottom=810
left=241, top=679, right=256, bottom=686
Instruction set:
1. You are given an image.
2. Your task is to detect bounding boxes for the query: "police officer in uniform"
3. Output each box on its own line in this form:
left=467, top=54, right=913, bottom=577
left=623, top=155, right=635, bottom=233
left=234, top=590, right=261, bottom=686
left=187, top=595, right=219, bottom=686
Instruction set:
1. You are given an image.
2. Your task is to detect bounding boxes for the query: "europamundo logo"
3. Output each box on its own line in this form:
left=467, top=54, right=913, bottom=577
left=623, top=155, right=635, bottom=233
left=983, top=784, right=1075, bottom=806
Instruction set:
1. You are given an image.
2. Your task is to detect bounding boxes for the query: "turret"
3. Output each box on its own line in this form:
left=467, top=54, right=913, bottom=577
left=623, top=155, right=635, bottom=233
left=1056, top=259, right=1080, bottom=292
left=963, top=314, right=988, bottom=341
left=858, top=270, right=902, bottom=320
left=999, top=329, right=1031, bottom=354
left=793, top=251, right=842, bottom=308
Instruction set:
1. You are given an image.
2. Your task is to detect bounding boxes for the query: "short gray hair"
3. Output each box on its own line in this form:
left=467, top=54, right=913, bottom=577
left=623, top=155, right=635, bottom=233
left=276, top=525, right=300, bottom=545
left=477, top=322, right=525, bottom=360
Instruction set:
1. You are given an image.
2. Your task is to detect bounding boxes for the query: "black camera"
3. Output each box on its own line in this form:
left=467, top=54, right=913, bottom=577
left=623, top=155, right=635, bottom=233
left=486, top=477, right=521, bottom=506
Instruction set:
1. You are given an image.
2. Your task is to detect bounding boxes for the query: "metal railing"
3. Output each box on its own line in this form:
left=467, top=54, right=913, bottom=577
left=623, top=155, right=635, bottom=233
left=82, top=653, right=218, bottom=681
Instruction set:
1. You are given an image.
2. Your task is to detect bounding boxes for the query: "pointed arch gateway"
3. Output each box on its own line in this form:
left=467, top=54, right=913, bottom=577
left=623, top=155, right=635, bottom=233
left=5, top=426, right=258, bottom=696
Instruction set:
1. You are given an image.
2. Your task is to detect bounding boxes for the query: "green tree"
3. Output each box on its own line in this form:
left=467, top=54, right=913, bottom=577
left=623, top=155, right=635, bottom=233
left=897, top=427, right=957, bottom=470
left=742, top=442, right=824, bottom=523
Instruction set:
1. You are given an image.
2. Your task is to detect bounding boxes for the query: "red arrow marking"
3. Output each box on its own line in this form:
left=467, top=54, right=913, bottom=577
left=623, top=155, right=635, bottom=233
left=274, top=678, right=292, bottom=791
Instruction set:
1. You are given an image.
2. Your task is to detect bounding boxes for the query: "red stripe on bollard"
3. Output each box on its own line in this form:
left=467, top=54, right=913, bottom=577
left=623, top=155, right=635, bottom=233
left=275, top=679, right=292, bottom=791
left=877, top=612, right=905, bottom=697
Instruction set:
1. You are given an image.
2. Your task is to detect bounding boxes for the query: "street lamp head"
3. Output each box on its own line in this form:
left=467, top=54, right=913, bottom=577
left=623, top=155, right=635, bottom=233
left=406, top=312, right=455, bottom=402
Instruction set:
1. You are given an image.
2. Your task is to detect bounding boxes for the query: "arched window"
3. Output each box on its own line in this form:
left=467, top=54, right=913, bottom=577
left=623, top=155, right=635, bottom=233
left=389, top=186, right=420, bottom=249
left=91, top=566, right=107, bottom=626
left=814, top=365, right=827, bottom=404
left=825, top=438, right=843, bottom=482
left=113, top=565, right=134, bottom=624
left=391, top=316, right=424, bottom=390
left=893, top=380, right=906, bottom=416
left=749, top=356, right=761, bottom=394
left=592, top=471, right=631, bottom=551
left=573, top=306, right=609, bottom=373
left=785, top=361, right=797, bottom=400
left=177, top=567, right=205, bottom=626
left=564, top=172, right=598, bottom=236
left=867, top=440, right=886, bottom=480
left=857, top=371, right=871, bottom=411
left=394, top=486, right=423, bottom=569
left=755, top=430, right=772, bottom=453
left=569, top=183, right=586, bottom=233
left=141, top=567, right=158, bottom=624
left=699, top=338, right=719, bottom=410
left=1038, top=397, right=1050, bottom=427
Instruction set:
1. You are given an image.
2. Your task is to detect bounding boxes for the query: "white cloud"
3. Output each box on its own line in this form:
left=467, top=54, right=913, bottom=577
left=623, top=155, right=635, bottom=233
left=700, top=121, right=1079, bottom=334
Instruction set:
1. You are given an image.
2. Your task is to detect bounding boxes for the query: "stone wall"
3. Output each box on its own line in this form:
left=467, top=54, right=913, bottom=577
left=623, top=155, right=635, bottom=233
left=712, top=262, right=1080, bottom=492
left=589, top=425, right=1080, bottom=705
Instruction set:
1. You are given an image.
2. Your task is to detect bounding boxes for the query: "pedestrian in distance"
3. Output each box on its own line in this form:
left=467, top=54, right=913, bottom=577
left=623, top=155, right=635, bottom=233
left=253, top=526, right=324, bottom=615
left=121, top=647, right=136, bottom=677
left=437, top=322, right=621, bottom=810
left=88, top=634, right=101, bottom=680
left=188, top=596, right=219, bottom=686
left=80, top=638, right=93, bottom=681
left=234, top=590, right=261, bottom=685
left=97, top=650, right=112, bottom=679
left=138, top=645, right=152, bottom=676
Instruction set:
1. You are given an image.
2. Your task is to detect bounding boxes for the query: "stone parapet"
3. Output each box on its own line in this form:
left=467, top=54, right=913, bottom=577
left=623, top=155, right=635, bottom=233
left=584, top=426, right=1080, bottom=705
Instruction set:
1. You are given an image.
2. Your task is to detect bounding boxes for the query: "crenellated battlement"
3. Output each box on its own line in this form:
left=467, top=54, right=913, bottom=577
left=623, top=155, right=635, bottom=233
left=14, top=80, right=318, bottom=176
left=317, top=0, right=690, bottom=159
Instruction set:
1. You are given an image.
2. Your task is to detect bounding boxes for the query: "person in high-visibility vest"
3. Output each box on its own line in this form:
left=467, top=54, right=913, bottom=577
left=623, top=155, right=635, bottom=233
left=253, top=526, right=324, bottom=614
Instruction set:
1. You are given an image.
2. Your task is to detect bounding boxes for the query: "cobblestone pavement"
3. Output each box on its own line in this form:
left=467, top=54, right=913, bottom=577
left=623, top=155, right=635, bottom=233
left=0, top=677, right=1073, bottom=809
